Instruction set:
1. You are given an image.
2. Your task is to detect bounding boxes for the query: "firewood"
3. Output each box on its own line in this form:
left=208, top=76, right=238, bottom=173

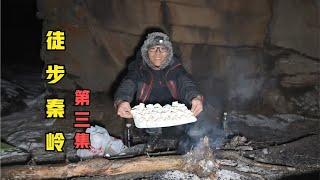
left=2, top=156, right=184, bottom=179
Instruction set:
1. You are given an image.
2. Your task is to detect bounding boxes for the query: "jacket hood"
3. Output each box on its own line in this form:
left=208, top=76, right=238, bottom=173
left=141, top=32, right=173, bottom=70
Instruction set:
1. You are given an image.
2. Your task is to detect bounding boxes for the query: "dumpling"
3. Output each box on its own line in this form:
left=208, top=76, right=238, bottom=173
left=146, top=104, right=154, bottom=109
left=154, top=103, right=162, bottom=108
left=172, top=101, right=179, bottom=107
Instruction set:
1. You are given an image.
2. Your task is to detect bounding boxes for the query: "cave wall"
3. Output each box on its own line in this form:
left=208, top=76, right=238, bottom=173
left=37, top=0, right=320, bottom=115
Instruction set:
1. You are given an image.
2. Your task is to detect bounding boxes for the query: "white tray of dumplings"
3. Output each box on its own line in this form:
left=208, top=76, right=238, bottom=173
left=131, top=101, right=197, bottom=128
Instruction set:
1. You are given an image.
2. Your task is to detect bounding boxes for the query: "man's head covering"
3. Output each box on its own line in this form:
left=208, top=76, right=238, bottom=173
left=141, top=32, right=173, bottom=70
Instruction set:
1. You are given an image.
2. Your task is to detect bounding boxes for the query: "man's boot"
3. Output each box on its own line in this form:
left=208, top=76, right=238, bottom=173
left=145, top=128, right=162, bottom=152
left=145, top=134, right=161, bottom=152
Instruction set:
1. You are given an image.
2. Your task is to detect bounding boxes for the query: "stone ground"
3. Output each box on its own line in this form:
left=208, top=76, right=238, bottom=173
left=1, top=71, right=123, bottom=165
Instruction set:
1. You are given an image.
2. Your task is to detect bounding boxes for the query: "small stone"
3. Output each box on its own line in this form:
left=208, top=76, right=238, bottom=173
left=262, top=148, right=269, bottom=154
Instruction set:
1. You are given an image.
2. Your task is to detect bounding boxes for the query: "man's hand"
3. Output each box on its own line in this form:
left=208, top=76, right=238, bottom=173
left=191, top=96, right=203, bottom=117
left=117, top=101, right=133, bottom=118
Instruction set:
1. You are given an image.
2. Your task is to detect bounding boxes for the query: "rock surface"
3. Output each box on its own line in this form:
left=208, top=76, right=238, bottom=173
left=270, top=0, right=320, bottom=59
left=37, top=0, right=319, bottom=91
left=36, top=0, right=319, bottom=116
left=274, top=54, right=320, bottom=88
left=290, top=85, right=320, bottom=117
left=0, top=143, right=30, bottom=165
left=244, top=134, right=320, bottom=168
left=225, top=112, right=320, bottom=148
left=168, top=0, right=271, bottom=46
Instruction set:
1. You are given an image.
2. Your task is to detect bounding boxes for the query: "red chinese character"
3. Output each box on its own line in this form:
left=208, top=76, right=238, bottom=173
left=74, top=111, right=90, bottom=128
left=74, top=132, right=90, bottom=149
left=74, top=123, right=90, bottom=128
left=75, top=111, right=90, bottom=116
left=75, top=90, right=90, bottom=106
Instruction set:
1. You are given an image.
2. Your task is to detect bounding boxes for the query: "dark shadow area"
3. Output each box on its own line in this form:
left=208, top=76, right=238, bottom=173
left=1, top=0, right=44, bottom=77
left=280, top=171, right=320, bottom=180
left=1, top=0, right=45, bottom=116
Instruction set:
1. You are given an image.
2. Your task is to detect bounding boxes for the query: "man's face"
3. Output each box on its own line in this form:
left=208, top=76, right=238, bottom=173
left=148, top=45, right=168, bottom=68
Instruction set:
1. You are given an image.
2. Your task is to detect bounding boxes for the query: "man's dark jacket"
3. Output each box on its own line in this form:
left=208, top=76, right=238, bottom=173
left=114, top=55, right=202, bottom=107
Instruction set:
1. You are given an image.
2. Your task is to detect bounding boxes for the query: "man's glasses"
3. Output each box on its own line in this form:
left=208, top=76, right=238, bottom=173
left=148, top=46, right=168, bottom=53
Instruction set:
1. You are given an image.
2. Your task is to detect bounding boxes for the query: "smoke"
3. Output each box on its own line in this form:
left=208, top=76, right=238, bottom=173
left=228, top=73, right=265, bottom=109
left=177, top=103, right=227, bottom=154
left=223, top=51, right=267, bottom=111
left=178, top=47, right=268, bottom=153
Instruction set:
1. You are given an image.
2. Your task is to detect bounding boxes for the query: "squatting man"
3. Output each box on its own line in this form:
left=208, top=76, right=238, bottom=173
left=114, top=32, right=206, bottom=153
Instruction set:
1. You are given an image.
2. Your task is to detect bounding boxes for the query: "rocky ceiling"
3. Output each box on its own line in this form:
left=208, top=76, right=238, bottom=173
left=37, top=0, right=319, bottom=113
